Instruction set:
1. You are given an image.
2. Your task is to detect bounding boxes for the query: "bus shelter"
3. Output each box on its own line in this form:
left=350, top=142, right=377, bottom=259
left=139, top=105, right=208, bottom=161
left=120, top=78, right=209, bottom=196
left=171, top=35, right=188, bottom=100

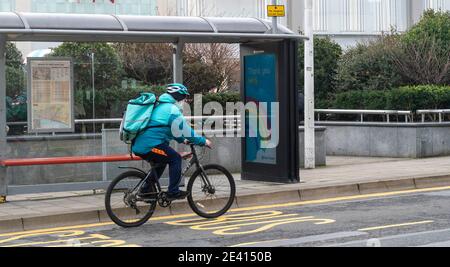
left=0, top=12, right=306, bottom=198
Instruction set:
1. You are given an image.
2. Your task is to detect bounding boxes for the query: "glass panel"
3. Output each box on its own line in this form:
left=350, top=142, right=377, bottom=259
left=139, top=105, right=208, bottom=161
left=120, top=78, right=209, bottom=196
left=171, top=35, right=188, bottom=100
left=5, top=41, right=241, bottom=189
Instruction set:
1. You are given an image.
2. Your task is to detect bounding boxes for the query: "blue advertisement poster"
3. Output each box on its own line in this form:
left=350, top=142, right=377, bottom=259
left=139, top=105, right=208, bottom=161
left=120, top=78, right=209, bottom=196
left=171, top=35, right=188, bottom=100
left=244, top=53, right=277, bottom=164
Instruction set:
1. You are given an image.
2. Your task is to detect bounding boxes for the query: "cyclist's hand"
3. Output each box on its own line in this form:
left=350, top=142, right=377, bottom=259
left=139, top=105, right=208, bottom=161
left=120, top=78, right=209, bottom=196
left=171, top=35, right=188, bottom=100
left=205, top=139, right=213, bottom=149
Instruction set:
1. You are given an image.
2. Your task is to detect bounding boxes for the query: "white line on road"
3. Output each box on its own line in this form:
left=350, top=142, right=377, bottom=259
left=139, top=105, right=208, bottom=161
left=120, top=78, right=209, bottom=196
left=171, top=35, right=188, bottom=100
left=326, top=228, right=450, bottom=247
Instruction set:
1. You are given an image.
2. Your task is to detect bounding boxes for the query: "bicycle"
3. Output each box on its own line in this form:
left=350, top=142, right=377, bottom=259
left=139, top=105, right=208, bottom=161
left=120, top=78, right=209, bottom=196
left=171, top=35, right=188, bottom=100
left=105, top=143, right=236, bottom=228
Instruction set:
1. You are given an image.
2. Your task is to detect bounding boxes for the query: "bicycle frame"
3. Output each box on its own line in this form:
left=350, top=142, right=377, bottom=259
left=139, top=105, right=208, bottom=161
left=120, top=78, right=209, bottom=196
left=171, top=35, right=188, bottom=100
left=119, top=144, right=212, bottom=197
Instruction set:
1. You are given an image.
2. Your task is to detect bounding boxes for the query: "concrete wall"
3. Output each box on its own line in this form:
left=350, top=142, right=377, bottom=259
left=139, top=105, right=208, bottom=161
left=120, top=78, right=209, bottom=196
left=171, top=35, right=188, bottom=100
left=299, top=127, right=327, bottom=167
left=6, top=135, right=103, bottom=186
left=320, top=122, right=450, bottom=158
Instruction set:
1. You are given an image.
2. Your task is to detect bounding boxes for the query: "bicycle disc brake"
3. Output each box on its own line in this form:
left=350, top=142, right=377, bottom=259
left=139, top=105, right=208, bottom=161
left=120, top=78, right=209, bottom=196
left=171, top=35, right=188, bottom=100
left=158, top=192, right=172, bottom=208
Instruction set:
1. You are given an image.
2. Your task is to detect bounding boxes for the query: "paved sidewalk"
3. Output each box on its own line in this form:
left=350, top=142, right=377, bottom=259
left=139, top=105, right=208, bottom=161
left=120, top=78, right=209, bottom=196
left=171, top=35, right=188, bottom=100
left=1, top=156, right=450, bottom=233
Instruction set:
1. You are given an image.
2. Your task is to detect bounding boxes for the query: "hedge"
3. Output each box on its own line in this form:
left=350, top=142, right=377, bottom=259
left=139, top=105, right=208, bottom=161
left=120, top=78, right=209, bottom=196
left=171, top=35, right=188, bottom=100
left=329, top=85, right=450, bottom=111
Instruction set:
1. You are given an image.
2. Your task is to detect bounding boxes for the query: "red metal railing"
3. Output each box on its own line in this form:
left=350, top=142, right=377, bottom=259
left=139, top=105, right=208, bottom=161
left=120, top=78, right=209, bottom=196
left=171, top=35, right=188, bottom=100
left=0, top=154, right=143, bottom=167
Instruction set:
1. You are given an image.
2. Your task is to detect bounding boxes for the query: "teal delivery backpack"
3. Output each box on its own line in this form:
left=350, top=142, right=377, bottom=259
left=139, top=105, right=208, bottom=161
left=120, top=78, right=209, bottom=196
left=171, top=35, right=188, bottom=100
left=120, top=93, right=157, bottom=145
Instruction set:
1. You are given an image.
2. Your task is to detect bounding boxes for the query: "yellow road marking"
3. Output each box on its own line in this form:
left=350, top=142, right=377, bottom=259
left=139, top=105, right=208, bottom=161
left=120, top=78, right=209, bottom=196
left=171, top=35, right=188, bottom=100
left=3, top=233, right=109, bottom=247
left=1, top=185, right=449, bottom=237
left=212, top=217, right=335, bottom=235
left=0, top=230, right=85, bottom=244
left=358, top=220, right=434, bottom=231
left=166, top=211, right=297, bottom=227
left=166, top=210, right=335, bottom=236
left=0, top=229, right=140, bottom=247
left=229, top=185, right=450, bottom=213
left=0, top=213, right=196, bottom=238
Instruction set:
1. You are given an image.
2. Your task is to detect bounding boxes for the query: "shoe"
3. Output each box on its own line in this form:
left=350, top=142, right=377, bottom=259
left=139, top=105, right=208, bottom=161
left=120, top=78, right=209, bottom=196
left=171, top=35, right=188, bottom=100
left=167, top=190, right=190, bottom=200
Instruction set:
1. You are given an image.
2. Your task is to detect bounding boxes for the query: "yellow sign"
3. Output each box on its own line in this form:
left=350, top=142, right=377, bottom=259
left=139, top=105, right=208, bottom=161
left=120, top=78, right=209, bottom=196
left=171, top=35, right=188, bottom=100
left=267, top=5, right=285, bottom=17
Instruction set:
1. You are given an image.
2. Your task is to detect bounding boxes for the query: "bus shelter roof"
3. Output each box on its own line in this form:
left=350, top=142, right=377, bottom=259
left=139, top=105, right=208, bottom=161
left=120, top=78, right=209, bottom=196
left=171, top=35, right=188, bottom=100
left=0, top=12, right=306, bottom=43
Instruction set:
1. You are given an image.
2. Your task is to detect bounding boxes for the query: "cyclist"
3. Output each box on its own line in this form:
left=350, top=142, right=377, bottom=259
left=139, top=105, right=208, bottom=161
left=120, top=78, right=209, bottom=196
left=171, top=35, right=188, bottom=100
left=132, top=83, right=212, bottom=200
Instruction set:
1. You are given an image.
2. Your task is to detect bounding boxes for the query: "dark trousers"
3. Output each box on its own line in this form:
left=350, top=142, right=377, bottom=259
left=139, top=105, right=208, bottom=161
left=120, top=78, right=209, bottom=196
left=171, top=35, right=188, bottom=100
left=139, top=143, right=182, bottom=194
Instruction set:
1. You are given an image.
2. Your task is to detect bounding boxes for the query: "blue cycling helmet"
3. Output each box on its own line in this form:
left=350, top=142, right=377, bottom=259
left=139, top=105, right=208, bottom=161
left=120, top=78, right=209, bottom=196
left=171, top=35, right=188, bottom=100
left=166, top=83, right=190, bottom=96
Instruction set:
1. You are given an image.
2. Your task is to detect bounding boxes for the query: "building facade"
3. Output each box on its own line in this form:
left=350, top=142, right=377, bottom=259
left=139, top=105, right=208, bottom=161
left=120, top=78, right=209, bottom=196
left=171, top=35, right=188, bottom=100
left=308, top=0, right=450, bottom=47
left=1, top=0, right=449, bottom=54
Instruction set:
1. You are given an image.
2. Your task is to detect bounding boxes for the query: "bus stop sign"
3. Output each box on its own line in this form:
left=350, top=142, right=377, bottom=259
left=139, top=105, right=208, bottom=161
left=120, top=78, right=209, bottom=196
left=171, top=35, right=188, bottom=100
left=267, top=5, right=285, bottom=17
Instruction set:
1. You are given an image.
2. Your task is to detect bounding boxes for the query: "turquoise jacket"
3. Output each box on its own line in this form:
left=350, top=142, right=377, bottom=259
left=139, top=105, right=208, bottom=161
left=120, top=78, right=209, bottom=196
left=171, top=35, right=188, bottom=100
left=132, top=93, right=206, bottom=155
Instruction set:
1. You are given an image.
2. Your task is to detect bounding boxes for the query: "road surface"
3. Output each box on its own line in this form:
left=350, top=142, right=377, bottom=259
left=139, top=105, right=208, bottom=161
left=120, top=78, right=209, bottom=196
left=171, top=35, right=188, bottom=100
left=2, top=186, right=450, bottom=247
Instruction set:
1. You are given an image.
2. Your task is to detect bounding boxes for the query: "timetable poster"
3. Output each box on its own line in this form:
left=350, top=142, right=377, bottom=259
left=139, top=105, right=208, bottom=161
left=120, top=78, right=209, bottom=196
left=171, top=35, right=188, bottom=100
left=28, top=59, right=74, bottom=133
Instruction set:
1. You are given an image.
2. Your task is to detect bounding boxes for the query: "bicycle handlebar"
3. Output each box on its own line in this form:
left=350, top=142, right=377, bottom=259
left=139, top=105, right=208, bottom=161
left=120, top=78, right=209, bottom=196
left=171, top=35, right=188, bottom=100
left=183, top=140, right=212, bottom=149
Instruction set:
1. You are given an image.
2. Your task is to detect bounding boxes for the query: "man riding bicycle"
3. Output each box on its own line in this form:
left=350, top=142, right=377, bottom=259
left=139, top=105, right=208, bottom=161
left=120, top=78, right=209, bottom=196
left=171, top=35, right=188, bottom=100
left=132, top=84, right=212, bottom=201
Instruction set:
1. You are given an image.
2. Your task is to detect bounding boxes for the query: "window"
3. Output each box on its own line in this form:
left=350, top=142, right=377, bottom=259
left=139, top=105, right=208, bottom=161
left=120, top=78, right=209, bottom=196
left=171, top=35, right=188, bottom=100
left=426, top=0, right=450, bottom=10
left=313, top=0, right=408, bottom=34
left=314, top=0, right=328, bottom=32
left=0, top=0, right=14, bottom=11
left=31, top=0, right=157, bottom=15
left=342, top=0, right=364, bottom=32
left=372, top=0, right=408, bottom=32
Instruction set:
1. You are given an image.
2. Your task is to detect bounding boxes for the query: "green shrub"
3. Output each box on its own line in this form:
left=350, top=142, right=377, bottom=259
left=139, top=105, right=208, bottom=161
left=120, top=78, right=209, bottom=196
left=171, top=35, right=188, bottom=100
left=329, top=85, right=450, bottom=111
left=298, top=37, right=342, bottom=100
left=6, top=94, right=27, bottom=122
left=5, top=42, right=26, bottom=122
left=332, top=90, right=389, bottom=110
left=404, top=9, right=450, bottom=56
left=388, top=85, right=450, bottom=111
left=6, top=66, right=25, bottom=97
left=391, top=10, right=450, bottom=85
left=5, top=42, right=23, bottom=69
left=5, top=42, right=25, bottom=97
left=336, top=35, right=405, bottom=92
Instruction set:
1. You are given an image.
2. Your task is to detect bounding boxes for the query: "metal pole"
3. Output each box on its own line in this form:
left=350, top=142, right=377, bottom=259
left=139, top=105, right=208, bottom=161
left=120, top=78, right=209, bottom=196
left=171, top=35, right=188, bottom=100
left=272, top=0, right=278, bottom=34
left=0, top=35, right=7, bottom=201
left=172, top=42, right=184, bottom=83
left=304, top=0, right=315, bottom=169
left=102, top=124, right=107, bottom=182
left=91, top=52, right=95, bottom=133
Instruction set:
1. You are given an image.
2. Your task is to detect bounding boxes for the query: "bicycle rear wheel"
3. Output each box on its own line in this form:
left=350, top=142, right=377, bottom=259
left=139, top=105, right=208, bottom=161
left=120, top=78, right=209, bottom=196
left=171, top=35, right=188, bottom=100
left=105, top=171, right=157, bottom=228
left=187, top=164, right=236, bottom=218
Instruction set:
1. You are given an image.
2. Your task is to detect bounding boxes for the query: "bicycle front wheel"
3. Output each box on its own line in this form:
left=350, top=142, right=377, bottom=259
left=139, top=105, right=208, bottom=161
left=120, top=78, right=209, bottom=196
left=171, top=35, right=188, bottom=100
left=105, top=171, right=157, bottom=228
left=187, top=164, right=236, bottom=218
